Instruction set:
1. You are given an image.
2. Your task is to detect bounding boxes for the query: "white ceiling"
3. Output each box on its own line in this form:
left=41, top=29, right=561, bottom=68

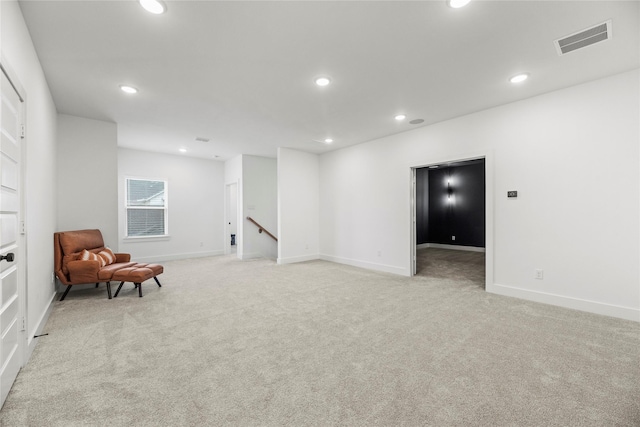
left=18, top=0, right=639, bottom=161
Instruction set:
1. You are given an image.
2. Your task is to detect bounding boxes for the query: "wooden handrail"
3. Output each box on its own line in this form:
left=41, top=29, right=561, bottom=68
left=246, top=216, right=278, bottom=242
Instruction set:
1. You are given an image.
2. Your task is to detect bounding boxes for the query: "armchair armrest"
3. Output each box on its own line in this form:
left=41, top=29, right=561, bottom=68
left=115, top=253, right=131, bottom=263
left=67, top=259, right=101, bottom=283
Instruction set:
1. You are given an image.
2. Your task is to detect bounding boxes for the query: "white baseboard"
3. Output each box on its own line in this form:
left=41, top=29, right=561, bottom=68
left=320, top=254, right=408, bottom=276
left=135, top=250, right=224, bottom=263
left=417, top=243, right=485, bottom=252
left=240, top=251, right=263, bottom=260
left=26, top=290, right=56, bottom=362
left=489, top=283, right=640, bottom=322
left=277, top=254, right=320, bottom=265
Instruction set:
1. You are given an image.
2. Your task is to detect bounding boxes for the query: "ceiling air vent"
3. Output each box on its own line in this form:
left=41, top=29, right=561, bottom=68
left=555, top=20, right=612, bottom=55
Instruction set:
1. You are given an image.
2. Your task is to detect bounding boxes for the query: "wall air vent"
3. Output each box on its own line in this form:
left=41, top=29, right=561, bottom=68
left=555, top=20, right=611, bottom=55
left=195, top=137, right=210, bottom=143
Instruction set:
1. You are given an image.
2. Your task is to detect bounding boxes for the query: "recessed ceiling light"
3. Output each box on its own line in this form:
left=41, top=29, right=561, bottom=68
left=315, top=77, right=331, bottom=87
left=120, top=85, right=138, bottom=94
left=448, top=0, right=471, bottom=8
left=139, top=0, right=166, bottom=14
left=324, top=138, right=334, bottom=144
left=510, top=73, right=529, bottom=84
left=179, top=148, right=187, bottom=153
left=395, top=114, right=407, bottom=121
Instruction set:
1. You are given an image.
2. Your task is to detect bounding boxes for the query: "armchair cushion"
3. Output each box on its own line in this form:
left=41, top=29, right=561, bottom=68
left=67, top=259, right=101, bottom=283
left=80, top=249, right=105, bottom=267
left=98, top=247, right=116, bottom=265
left=97, top=262, right=136, bottom=280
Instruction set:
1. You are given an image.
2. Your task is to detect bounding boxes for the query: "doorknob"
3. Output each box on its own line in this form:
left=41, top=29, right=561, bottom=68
left=0, top=253, right=15, bottom=262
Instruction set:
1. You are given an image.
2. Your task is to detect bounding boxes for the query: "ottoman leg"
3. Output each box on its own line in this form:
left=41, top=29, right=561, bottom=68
left=137, top=283, right=143, bottom=297
left=154, top=277, right=162, bottom=287
left=114, top=281, right=125, bottom=298
left=106, top=281, right=112, bottom=299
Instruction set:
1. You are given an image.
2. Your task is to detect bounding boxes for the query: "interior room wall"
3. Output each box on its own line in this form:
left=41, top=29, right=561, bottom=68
left=118, top=148, right=225, bottom=262
left=57, top=114, right=118, bottom=247
left=277, top=148, right=319, bottom=264
left=319, top=69, right=639, bottom=321
left=1, top=0, right=58, bottom=353
left=242, top=155, right=277, bottom=259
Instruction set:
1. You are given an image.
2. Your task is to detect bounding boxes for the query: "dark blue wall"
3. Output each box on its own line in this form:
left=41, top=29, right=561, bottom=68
left=416, top=160, right=485, bottom=247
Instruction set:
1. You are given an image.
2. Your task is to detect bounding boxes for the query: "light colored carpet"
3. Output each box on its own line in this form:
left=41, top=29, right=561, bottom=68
left=1, top=254, right=639, bottom=426
left=416, top=247, right=485, bottom=287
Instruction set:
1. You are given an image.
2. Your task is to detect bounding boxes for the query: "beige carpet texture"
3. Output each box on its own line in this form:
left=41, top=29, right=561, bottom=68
left=1, top=249, right=639, bottom=426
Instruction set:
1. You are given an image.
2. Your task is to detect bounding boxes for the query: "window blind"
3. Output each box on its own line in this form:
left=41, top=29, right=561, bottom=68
left=126, top=178, right=167, bottom=237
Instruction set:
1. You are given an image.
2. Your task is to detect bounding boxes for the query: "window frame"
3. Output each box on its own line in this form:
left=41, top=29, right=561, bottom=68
left=124, top=177, right=169, bottom=239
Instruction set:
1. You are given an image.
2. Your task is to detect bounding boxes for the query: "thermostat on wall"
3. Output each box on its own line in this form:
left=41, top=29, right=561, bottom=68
left=507, top=191, right=518, bottom=198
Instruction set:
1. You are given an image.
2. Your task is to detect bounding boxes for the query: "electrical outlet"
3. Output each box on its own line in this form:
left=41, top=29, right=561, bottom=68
left=452, top=236, right=456, bottom=241
left=535, top=269, right=544, bottom=280
left=51, top=272, right=55, bottom=284
left=377, top=250, right=382, bottom=257
left=305, top=244, right=309, bottom=250
left=200, top=242, right=204, bottom=247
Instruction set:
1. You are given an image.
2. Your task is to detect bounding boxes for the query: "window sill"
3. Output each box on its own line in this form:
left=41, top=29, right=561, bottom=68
left=123, top=235, right=171, bottom=243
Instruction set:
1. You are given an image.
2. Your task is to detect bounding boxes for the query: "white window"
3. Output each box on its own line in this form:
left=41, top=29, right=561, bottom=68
left=125, top=178, right=168, bottom=237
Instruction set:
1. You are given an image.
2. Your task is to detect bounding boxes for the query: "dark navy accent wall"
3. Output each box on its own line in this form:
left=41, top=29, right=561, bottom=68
left=416, top=160, right=485, bottom=247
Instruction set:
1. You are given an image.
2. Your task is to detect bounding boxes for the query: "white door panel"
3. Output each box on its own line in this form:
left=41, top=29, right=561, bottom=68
left=0, top=64, right=23, bottom=408
left=1, top=154, right=18, bottom=190
left=1, top=269, right=17, bottom=304
left=0, top=188, right=17, bottom=212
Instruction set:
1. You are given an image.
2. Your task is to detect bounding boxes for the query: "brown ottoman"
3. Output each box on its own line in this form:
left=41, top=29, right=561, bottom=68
left=112, top=263, right=164, bottom=297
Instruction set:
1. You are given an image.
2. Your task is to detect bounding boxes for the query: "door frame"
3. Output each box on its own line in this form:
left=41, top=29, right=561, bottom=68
left=410, top=150, right=494, bottom=291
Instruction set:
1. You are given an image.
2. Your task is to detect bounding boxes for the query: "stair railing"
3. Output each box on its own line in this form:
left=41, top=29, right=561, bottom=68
left=246, top=216, right=278, bottom=242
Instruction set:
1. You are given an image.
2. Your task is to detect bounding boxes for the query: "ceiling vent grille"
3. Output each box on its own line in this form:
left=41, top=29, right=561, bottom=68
left=555, top=20, right=611, bottom=55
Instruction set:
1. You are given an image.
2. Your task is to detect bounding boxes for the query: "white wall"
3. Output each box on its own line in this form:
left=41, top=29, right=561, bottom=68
left=57, top=114, right=118, bottom=247
left=319, top=70, right=640, bottom=322
left=242, top=155, right=277, bottom=259
left=1, top=0, right=58, bottom=353
left=118, top=148, right=225, bottom=262
left=277, top=148, right=319, bottom=264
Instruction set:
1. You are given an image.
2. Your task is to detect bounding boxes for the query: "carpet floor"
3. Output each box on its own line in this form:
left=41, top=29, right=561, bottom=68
left=416, top=247, right=485, bottom=287
left=1, top=253, right=639, bottom=426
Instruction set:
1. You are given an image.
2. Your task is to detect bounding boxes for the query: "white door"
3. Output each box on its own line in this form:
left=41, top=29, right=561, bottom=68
left=0, top=66, right=24, bottom=407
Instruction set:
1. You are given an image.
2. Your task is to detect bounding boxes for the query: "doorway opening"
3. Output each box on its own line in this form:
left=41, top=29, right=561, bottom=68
left=411, top=156, right=489, bottom=290
left=225, top=182, right=238, bottom=256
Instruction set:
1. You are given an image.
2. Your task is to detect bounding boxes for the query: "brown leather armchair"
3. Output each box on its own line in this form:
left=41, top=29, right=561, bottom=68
left=54, top=229, right=163, bottom=300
